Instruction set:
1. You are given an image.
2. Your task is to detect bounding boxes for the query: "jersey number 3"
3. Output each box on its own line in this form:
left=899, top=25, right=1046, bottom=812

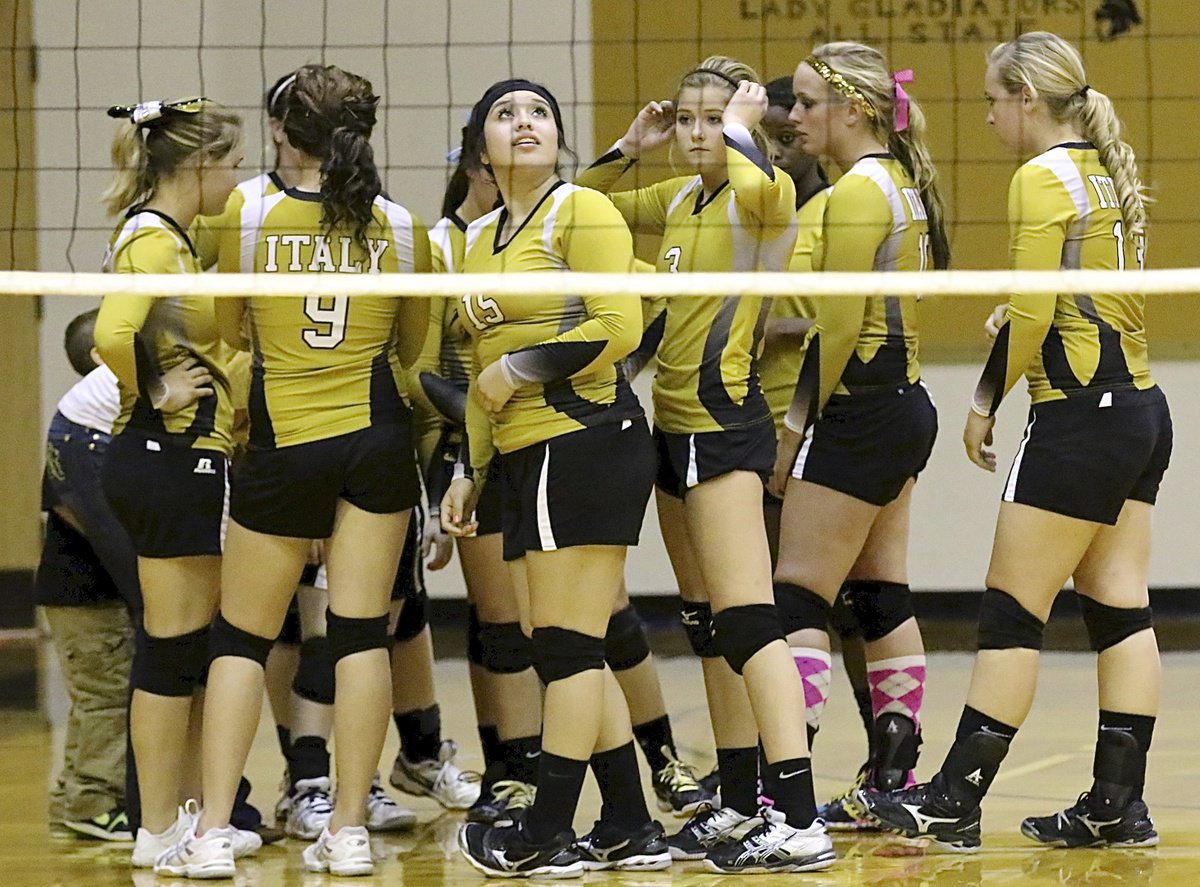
left=303, top=295, right=348, bottom=349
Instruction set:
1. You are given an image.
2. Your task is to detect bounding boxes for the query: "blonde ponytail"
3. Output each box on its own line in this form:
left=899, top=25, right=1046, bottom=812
left=808, top=42, right=950, bottom=268
left=988, top=31, right=1148, bottom=238
left=101, top=99, right=242, bottom=216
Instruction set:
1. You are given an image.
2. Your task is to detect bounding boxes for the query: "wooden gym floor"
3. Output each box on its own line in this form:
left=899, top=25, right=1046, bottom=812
left=6, top=649, right=1200, bottom=886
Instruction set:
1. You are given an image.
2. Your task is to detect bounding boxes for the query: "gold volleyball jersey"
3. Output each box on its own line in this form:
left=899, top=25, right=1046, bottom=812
left=216, top=187, right=431, bottom=449
left=425, top=215, right=474, bottom=391
left=798, top=155, right=929, bottom=422
left=191, top=172, right=284, bottom=271
left=460, top=182, right=642, bottom=471
left=759, top=187, right=831, bottom=434
left=408, top=215, right=475, bottom=479
left=974, top=142, right=1154, bottom=414
left=96, top=211, right=235, bottom=453
left=577, top=127, right=797, bottom=433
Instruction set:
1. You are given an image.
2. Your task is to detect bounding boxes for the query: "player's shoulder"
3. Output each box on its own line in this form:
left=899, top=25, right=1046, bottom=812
left=827, top=160, right=892, bottom=213
left=1014, top=145, right=1083, bottom=195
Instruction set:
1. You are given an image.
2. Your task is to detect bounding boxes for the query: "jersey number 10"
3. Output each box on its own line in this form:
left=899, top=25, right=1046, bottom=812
left=303, top=295, right=349, bottom=349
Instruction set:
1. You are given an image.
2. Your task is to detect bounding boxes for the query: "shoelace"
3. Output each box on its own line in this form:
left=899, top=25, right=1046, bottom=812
left=491, top=780, right=537, bottom=809
left=657, top=747, right=702, bottom=792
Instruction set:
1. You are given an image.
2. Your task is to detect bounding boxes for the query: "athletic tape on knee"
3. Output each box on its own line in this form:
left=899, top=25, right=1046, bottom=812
left=977, top=588, right=1045, bottom=651
left=679, top=602, right=718, bottom=658
left=478, top=621, right=533, bottom=674
left=530, top=626, right=606, bottom=685
left=1078, top=596, right=1154, bottom=653
left=713, top=604, right=785, bottom=675
left=208, top=612, right=275, bottom=668
left=774, top=582, right=831, bottom=637
left=467, top=605, right=485, bottom=666
left=292, top=636, right=334, bottom=705
left=132, top=625, right=209, bottom=697
left=392, top=594, right=431, bottom=642
left=605, top=605, right=652, bottom=671
left=325, top=610, right=389, bottom=664
left=843, top=580, right=915, bottom=642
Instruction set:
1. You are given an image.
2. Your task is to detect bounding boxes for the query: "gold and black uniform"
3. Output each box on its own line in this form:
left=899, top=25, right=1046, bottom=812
left=215, top=184, right=432, bottom=538
left=412, top=213, right=502, bottom=535
left=577, top=124, right=797, bottom=497
left=95, top=210, right=233, bottom=557
left=461, top=181, right=654, bottom=561
left=786, top=155, right=938, bottom=507
left=974, top=142, right=1170, bottom=524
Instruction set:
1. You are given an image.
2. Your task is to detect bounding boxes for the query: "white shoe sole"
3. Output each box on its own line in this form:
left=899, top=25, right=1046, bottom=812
left=704, top=848, right=838, bottom=874
left=582, top=851, right=672, bottom=871
left=390, top=767, right=477, bottom=810
left=155, top=859, right=237, bottom=879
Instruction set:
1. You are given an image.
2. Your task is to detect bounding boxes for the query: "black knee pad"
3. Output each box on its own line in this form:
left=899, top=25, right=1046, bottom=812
left=977, top=588, right=1045, bottom=651
left=393, top=593, right=430, bottom=643
left=605, top=605, right=652, bottom=671
left=530, top=626, right=606, bottom=685
left=843, top=580, right=915, bottom=643
left=712, top=603, right=785, bottom=676
left=467, top=605, right=485, bottom=666
left=132, top=625, right=209, bottom=697
left=478, top=621, right=533, bottom=674
left=208, top=612, right=275, bottom=668
left=1078, top=596, right=1154, bottom=653
left=325, top=610, right=389, bottom=664
left=679, top=601, right=718, bottom=659
left=292, top=636, right=335, bottom=705
left=774, top=582, right=831, bottom=636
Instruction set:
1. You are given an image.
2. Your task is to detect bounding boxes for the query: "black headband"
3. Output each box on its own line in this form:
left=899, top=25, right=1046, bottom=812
left=469, top=78, right=565, bottom=137
left=682, top=68, right=742, bottom=92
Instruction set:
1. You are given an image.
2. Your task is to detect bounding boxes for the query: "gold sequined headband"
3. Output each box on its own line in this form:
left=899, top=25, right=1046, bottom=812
left=804, top=57, right=877, bottom=120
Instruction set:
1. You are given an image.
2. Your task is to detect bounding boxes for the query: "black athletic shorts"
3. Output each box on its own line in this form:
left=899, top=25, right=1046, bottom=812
left=232, top=420, right=420, bottom=539
left=102, top=431, right=227, bottom=559
left=475, top=457, right=503, bottom=537
left=654, top=420, right=776, bottom=500
left=391, top=504, right=426, bottom=602
left=499, top=418, right=655, bottom=562
left=1003, top=386, right=1172, bottom=525
left=791, top=381, right=938, bottom=507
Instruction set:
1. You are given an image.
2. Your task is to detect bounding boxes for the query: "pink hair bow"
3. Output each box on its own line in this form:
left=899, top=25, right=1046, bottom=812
left=892, top=69, right=914, bottom=132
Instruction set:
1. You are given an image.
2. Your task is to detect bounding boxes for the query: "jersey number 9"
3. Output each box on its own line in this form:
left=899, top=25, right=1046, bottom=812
left=303, top=295, right=349, bottom=349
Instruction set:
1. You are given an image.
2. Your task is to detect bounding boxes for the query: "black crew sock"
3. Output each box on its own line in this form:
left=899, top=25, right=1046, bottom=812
left=716, top=747, right=759, bottom=815
left=591, top=742, right=651, bottom=830
left=762, top=756, right=817, bottom=827
left=523, top=751, right=588, bottom=842
left=500, top=735, right=542, bottom=785
left=1097, top=710, right=1155, bottom=800
left=939, top=706, right=1017, bottom=805
left=478, top=724, right=502, bottom=769
left=289, top=735, right=330, bottom=785
left=853, top=687, right=875, bottom=748
left=276, top=724, right=292, bottom=760
left=632, top=714, right=674, bottom=774
left=394, top=704, right=442, bottom=762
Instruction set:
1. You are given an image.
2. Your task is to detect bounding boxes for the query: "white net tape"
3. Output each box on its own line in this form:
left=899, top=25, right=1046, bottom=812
left=2, top=269, right=1198, bottom=299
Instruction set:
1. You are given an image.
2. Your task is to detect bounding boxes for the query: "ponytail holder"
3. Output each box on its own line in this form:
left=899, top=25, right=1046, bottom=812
left=892, top=69, right=914, bottom=133
left=1079, top=84, right=1091, bottom=99
left=106, top=96, right=206, bottom=128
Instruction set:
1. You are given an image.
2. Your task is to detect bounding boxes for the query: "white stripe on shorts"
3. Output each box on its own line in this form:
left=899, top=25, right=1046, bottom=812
left=219, top=461, right=230, bottom=551
left=686, top=434, right=699, bottom=488
left=1003, top=413, right=1036, bottom=502
left=791, top=426, right=816, bottom=480
left=536, top=446, right=558, bottom=551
